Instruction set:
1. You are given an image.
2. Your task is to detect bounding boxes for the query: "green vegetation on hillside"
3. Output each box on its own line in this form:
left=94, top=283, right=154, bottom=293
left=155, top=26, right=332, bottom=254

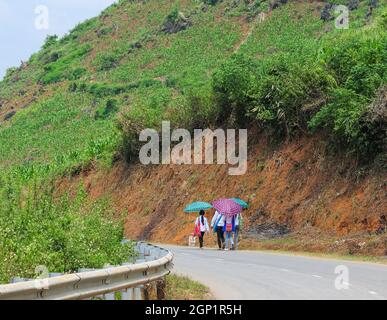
left=0, top=0, right=385, bottom=280
left=0, top=178, right=134, bottom=283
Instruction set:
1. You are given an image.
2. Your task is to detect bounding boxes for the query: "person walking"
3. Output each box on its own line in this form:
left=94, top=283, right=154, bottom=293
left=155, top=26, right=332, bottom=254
left=223, top=215, right=235, bottom=251
left=195, top=210, right=210, bottom=249
left=232, top=213, right=243, bottom=250
left=211, top=210, right=225, bottom=250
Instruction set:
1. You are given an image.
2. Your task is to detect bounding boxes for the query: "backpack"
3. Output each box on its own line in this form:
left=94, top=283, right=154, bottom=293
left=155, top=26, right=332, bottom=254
left=213, top=215, right=223, bottom=233
left=223, top=216, right=235, bottom=232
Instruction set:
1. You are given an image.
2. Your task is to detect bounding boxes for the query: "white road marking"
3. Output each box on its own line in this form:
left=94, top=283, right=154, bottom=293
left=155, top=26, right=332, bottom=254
left=312, top=275, right=322, bottom=278
left=280, top=268, right=290, bottom=272
left=368, top=291, right=377, bottom=295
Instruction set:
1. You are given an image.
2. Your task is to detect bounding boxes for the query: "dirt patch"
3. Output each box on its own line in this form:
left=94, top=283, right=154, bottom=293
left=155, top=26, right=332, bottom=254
left=245, top=222, right=290, bottom=240
left=58, top=133, right=387, bottom=256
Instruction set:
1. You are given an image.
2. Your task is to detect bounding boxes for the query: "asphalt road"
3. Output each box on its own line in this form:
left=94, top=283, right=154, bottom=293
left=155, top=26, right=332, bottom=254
left=164, top=245, right=387, bottom=300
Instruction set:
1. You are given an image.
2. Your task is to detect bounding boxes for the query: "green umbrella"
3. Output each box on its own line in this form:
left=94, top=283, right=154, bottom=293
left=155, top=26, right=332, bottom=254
left=184, top=201, right=213, bottom=213
left=230, top=198, right=249, bottom=209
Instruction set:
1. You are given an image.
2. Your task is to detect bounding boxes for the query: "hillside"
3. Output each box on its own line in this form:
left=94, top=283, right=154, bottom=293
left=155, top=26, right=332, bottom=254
left=0, top=0, right=386, bottom=281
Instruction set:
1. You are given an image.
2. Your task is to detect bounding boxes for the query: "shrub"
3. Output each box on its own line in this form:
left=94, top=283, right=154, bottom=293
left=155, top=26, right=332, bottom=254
left=251, top=58, right=333, bottom=136
left=360, top=85, right=387, bottom=155
left=309, top=30, right=387, bottom=155
left=116, top=112, right=149, bottom=164
left=0, top=179, right=135, bottom=283
left=73, top=80, right=163, bottom=97
left=323, top=32, right=386, bottom=97
left=212, top=53, right=332, bottom=134
left=95, top=51, right=122, bottom=71
left=161, top=7, right=191, bottom=34
left=40, top=44, right=91, bottom=84
left=95, top=99, right=119, bottom=120
left=309, top=88, right=369, bottom=151
left=212, top=53, right=258, bottom=126
left=202, top=0, right=220, bottom=5
left=42, top=35, right=58, bottom=49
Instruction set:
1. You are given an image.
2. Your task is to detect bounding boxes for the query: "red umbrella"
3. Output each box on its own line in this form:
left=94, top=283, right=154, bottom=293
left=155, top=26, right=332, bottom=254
left=212, top=198, right=242, bottom=217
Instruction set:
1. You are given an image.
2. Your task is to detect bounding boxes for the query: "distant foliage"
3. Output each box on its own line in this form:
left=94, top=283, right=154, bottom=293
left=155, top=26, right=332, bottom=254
left=202, top=0, right=221, bottom=5
left=94, top=51, right=122, bottom=71
left=40, top=44, right=91, bottom=84
left=212, top=53, right=333, bottom=135
left=95, top=99, right=119, bottom=120
left=309, top=31, right=387, bottom=155
left=211, top=25, right=386, bottom=156
left=42, top=35, right=58, bottom=50
left=212, top=54, right=258, bottom=126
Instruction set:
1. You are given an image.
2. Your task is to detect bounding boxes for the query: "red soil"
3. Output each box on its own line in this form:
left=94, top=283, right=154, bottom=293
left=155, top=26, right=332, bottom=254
left=58, top=132, right=386, bottom=256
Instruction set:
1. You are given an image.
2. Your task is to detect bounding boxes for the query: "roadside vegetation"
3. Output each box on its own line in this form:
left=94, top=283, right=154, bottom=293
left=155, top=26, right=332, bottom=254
left=0, top=177, right=135, bottom=283
left=0, top=0, right=385, bottom=279
left=165, top=274, right=212, bottom=300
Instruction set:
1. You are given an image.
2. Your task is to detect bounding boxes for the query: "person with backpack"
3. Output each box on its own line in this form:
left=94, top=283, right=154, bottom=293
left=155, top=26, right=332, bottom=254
left=232, top=212, right=243, bottom=250
left=211, top=210, right=225, bottom=250
left=195, top=210, right=210, bottom=249
left=223, top=215, right=236, bottom=251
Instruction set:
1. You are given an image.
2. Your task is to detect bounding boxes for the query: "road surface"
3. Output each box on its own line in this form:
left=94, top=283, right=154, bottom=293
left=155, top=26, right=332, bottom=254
left=164, top=245, right=387, bottom=300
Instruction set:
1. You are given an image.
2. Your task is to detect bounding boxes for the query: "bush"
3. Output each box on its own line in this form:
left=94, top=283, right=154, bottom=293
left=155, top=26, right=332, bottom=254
left=309, top=88, right=369, bottom=151
left=202, top=0, right=220, bottom=5
left=323, top=32, right=386, bottom=97
left=40, top=44, right=91, bottom=84
left=116, top=112, right=149, bottom=164
left=212, top=53, right=258, bottom=126
left=95, top=51, right=122, bottom=71
left=0, top=179, right=135, bottom=283
left=42, top=35, right=58, bottom=49
left=212, top=53, right=332, bottom=134
left=212, top=27, right=386, bottom=156
left=251, top=58, right=333, bottom=136
left=72, top=79, right=163, bottom=97
left=95, top=99, right=119, bottom=120
left=309, top=30, right=387, bottom=155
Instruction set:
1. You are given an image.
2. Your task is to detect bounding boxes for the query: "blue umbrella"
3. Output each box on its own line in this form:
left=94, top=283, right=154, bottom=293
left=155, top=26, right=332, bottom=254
left=230, top=198, right=249, bottom=209
left=184, top=201, right=213, bottom=213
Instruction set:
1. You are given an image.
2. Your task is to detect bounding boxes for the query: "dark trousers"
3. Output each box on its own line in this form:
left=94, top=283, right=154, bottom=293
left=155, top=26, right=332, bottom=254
left=216, top=226, right=225, bottom=249
left=199, top=232, right=205, bottom=248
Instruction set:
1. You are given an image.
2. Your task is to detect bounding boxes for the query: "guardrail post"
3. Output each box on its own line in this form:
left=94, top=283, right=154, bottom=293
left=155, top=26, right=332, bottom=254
left=121, top=288, right=133, bottom=300
left=134, top=286, right=144, bottom=300
left=104, top=292, right=115, bottom=300
left=143, top=284, right=150, bottom=300
left=156, top=279, right=166, bottom=300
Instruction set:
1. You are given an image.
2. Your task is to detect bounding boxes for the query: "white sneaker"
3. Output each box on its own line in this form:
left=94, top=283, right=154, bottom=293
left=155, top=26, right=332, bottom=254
left=224, top=248, right=229, bottom=251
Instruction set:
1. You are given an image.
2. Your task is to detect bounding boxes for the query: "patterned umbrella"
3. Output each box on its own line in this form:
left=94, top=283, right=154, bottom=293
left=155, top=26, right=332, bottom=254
left=212, top=198, right=242, bottom=217
left=184, top=201, right=213, bottom=213
left=230, top=198, right=249, bottom=209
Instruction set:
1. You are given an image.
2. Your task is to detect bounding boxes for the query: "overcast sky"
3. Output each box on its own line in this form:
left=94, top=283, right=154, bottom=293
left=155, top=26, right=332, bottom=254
left=0, top=0, right=117, bottom=79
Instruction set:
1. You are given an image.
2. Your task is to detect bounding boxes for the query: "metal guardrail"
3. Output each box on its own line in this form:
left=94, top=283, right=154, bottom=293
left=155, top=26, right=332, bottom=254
left=0, top=242, right=173, bottom=300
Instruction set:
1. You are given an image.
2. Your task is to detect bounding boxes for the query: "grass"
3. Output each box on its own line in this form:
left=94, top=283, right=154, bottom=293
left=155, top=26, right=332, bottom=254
left=165, top=274, right=212, bottom=300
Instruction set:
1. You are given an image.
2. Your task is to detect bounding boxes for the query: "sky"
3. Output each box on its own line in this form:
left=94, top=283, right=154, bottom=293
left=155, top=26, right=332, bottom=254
left=0, top=0, right=117, bottom=79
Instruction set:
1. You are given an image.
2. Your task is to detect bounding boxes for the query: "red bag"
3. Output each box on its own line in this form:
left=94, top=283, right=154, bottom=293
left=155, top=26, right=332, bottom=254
left=226, top=223, right=232, bottom=232
left=194, top=223, right=201, bottom=236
